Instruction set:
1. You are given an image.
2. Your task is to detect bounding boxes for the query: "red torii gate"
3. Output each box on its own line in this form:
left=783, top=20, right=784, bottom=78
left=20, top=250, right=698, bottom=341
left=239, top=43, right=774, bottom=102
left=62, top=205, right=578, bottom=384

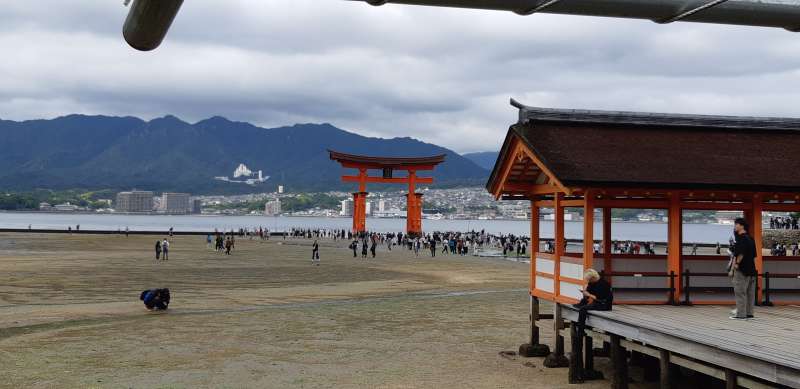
left=329, top=150, right=445, bottom=236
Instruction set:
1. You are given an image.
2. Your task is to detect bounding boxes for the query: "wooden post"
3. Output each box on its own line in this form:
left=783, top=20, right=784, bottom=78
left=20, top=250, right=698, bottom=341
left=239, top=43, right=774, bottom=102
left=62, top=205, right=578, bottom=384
left=668, top=193, right=682, bottom=302
left=610, top=334, right=628, bottom=389
left=660, top=349, right=672, bottom=389
left=583, top=334, right=603, bottom=380
left=543, top=304, right=569, bottom=368
left=519, top=295, right=550, bottom=357
left=603, top=207, right=612, bottom=281
left=725, top=368, right=737, bottom=389
left=569, top=324, right=584, bottom=383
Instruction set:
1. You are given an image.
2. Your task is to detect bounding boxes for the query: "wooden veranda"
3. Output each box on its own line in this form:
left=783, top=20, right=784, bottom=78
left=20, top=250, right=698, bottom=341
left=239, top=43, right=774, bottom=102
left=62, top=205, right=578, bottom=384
left=487, top=100, right=800, bottom=388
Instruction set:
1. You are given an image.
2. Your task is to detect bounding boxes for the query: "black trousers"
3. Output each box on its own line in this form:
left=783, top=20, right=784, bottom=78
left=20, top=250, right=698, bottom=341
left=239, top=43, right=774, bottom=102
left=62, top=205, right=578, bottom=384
left=574, top=302, right=611, bottom=334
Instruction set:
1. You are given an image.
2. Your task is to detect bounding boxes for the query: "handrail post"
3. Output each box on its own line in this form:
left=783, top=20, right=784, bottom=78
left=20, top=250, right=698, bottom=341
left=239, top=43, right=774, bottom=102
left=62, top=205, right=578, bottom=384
left=763, top=272, right=774, bottom=307
left=681, top=270, right=693, bottom=306
left=668, top=271, right=676, bottom=305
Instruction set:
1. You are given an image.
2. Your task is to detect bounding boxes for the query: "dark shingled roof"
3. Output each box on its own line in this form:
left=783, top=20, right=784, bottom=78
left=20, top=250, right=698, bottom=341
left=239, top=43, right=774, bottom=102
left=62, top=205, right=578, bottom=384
left=329, top=150, right=445, bottom=169
left=490, top=100, right=800, bottom=193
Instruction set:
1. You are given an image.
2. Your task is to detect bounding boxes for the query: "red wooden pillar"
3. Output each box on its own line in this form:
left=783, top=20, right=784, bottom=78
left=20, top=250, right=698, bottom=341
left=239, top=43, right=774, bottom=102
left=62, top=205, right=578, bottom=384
left=406, top=193, right=423, bottom=236
left=583, top=191, right=595, bottom=272
left=554, top=193, right=565, bottom=297
left=352, top=192, right=367, bottom=234
left=603, top=207, right=612, bottom=282
left=667, top=193, right=682, bottom=302
left=531, top=202, right=540, bottom=292
left=406, top=170, right=423, bottom=236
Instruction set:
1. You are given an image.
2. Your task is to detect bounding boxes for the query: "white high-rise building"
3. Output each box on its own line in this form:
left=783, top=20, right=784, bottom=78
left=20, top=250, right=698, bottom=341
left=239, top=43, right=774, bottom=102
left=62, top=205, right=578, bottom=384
left=116, top=190, right=154, bottom=213
left=365, top=201, right=372, bottom=216
left=341, top=199, right=354, bottom=216
left=378, top=199, right=386, bottom=213
left=264, top=198, right=282, bottom=216
left=161, top=193, right=191, bottom=214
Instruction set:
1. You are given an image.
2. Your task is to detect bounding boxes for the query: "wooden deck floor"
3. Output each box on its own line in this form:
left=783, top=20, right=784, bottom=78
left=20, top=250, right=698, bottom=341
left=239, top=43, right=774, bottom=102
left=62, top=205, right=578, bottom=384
left=561, top=305, right=800, bottom=388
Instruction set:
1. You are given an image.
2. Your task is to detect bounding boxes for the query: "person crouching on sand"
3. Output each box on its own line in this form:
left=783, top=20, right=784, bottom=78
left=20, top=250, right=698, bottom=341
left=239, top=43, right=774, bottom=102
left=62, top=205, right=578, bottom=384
left=140, top=288, right=170, bottom=310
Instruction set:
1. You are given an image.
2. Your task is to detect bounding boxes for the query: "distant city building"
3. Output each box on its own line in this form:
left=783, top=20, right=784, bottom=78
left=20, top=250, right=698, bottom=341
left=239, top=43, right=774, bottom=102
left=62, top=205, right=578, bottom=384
left=365, top=201, right=372, bottom=216
left=278, top=185, right=284, bottom=194
left=264, top=198, right=282, bottom=216
left=233, top=163, right=253, bottom=178
left=341, top=199, right=354, bottom=217
left=378, top=199, right=386, bottom=213
left=116, top=190, right=154, bottom=213
left=192, top=199, right=203, bottom=214
left=53, top=202, right=78, bottom=212
left=214, top=163, right=269, bottom=186
left=161, top=193, right=191, bottom=214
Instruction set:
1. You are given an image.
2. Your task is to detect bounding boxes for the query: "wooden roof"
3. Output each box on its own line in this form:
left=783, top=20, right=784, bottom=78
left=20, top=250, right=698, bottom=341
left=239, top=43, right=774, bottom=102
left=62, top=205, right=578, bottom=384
left=329, top=150, right=446, bottom=170
left=488, top=100, right=800, bottom=196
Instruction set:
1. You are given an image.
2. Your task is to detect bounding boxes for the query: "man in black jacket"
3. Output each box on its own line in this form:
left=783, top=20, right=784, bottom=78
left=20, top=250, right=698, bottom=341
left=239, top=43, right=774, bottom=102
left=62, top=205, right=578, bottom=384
left=574, top=268, right=613, bottom=335
left=731, top=218, right=757, bottom=319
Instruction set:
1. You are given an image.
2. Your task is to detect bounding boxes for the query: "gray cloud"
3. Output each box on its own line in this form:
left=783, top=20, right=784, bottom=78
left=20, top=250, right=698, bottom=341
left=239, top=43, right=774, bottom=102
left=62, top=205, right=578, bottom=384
left=0, top=0, right=799, bottom=152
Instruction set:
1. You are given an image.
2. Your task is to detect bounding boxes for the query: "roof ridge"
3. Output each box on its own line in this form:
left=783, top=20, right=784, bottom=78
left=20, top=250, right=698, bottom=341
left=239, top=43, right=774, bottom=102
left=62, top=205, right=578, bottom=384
left=509, top=98, right=800, bottom=131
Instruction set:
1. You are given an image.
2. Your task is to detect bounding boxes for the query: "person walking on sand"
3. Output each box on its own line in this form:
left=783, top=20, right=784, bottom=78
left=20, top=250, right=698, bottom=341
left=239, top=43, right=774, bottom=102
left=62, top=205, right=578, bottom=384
left=161, top=239, right=170, bottom=261
left=361, top=239, right=368, bottom=259
left=225, top=237, right=233, bottom=255
left=370, top=237, right=377, bottom=258
left=312, top=240, right=320, bottom=265
left=154, top=240, right=162, bottom=260
left=350, top=239, right=358, bottom=258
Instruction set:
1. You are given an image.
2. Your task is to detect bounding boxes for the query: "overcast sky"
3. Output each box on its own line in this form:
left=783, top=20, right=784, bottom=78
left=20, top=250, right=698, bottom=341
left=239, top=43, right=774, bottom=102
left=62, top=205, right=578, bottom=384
left=1, top=1, right=799, bottom=153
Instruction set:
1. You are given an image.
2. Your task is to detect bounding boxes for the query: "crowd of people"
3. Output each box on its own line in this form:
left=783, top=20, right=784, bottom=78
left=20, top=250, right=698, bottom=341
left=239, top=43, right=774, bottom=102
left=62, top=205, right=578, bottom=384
left=769, top=216, right=799, bottom=230
left=770, top=242, right=800, bottom=256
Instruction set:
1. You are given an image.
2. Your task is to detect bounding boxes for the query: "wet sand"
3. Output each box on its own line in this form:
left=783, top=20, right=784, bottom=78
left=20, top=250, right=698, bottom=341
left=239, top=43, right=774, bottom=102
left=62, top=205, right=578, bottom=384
left=0, top=233, right=657, bottom=388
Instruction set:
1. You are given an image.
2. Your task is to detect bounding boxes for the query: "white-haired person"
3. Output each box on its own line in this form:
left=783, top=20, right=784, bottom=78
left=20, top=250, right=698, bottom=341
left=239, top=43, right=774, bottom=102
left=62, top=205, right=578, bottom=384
left=574, top=269, right=613, bottom=335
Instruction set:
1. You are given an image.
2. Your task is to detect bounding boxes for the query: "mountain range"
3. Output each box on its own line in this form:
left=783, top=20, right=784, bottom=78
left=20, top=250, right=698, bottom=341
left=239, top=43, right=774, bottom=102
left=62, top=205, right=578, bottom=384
left=462, top=151, right=499, bottom=171
left=0, top=114, right=495, bottom=194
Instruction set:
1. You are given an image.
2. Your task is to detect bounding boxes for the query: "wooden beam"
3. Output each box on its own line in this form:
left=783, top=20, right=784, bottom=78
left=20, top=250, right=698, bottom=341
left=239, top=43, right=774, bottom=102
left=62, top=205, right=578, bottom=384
left=762, top=203, right=800, bottom=212
left=681, top=201, right=752, bottom=211
left=492, top=140, right=522, bottom=199
left=517, top=141, right=571, bottom=195
left=503, top=182, right=561, bottom=195
left=595, top=199, right=669, bottom=209
left=561, top=199, right=585, bottom=207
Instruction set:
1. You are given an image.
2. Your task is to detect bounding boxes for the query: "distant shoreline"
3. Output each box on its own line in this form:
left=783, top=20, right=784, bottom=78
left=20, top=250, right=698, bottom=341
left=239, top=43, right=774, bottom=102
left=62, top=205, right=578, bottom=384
left=0, top=210, right=738, bottom=225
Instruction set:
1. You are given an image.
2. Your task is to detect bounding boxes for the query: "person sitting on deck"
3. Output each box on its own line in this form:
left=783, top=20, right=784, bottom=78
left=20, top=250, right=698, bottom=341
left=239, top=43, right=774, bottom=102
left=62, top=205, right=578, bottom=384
left=574, top=269, right=613, bottom=335
left=140, top=288, right=171, bottom=310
